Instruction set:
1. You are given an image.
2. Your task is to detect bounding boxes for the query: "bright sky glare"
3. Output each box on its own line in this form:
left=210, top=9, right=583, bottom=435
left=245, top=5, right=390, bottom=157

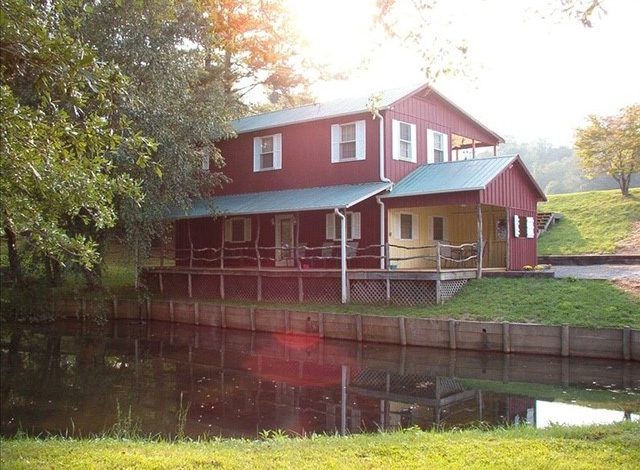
left=285, top=0, right=640, bottom=146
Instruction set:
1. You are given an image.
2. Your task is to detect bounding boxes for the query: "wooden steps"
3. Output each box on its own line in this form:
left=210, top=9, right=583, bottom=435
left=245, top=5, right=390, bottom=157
left=537, top=212, right=560, bottom=238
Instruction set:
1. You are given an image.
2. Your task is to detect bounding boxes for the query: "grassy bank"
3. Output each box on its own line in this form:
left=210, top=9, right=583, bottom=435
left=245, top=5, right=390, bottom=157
left=204, top=278, right=640, bottom=328
left=538, top=188, right=640, bottom=255
left=2, top=422, right=638, bottom=469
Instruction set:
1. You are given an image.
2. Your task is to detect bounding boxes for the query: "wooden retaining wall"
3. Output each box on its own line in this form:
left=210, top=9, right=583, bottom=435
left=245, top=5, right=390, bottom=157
left=45, top=297, right=640, bottom=362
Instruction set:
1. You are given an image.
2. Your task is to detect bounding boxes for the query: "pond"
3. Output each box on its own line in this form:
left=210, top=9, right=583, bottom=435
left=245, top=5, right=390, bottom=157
left=1, top=320, right=638, bottom=438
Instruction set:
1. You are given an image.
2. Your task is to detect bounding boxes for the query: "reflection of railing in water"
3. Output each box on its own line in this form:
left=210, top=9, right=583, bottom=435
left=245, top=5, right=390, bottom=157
left=149, top=241, right=480, bottom=272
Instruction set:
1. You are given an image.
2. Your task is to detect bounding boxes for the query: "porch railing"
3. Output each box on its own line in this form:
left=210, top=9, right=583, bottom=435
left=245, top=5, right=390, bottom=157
left=147, top=241, right=480, bottom=273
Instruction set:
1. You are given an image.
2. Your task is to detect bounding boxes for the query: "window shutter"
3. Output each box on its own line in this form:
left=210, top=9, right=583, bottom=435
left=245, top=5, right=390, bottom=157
left=351, top=212, right=361, bottom=240
left=253, top=137, right=261, bottom=172
left=273, top=134, right=282, bottom=169
left=392, top=120, right=400, bottom=160
left=224, top=219, right=232, bottom=241
left=325, top=213, right=335, bottom=240
left=426, top=129, right=435, bottom=164
left=411, top=214, right=418, bottom=240
left=355, top=120, right=366, bottom=160
left=442, top=133, right=449, bottom=162
left=244, top=217, right=252, bottom=242
left=513, top=215, right=520, bottom=237
left=330, top=125, right=340, bottom=163
left=526, top=217, right=535, bottom=238
left=410, top=123, right=417, bottom=162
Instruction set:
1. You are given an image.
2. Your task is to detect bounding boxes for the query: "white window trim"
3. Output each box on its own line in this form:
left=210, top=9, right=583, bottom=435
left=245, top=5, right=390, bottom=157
left=396, top=212, right=418, bottom=241
left=426, top=129, right=449, bottom=164
left=331, top=120, right=366, bottom=163
left=392, top=119, right=417, bottom=163
left=253, top=133, right=282, bottom=172
left=430, top=215, right=448, bottom=242
left=224, top=217, right=252, bottom=243
left=325, top=211, right=361, bottom=241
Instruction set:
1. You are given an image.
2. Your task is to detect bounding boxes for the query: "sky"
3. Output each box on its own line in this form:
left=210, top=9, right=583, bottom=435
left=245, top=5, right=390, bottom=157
left=285, top=0, right=640, bottom=146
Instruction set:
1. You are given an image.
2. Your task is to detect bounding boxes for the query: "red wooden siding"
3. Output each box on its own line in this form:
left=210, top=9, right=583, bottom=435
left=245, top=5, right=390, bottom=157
left=481, top=160, right=541, bottom=212
left=384, top=94, right=501, bottom=182
left=384, top=191, right=480, bottom=209
left=215, top=112, right=380, bottom=195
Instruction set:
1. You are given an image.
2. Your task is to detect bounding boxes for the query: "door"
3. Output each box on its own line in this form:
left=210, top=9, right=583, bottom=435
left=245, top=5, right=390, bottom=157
left=275, top=214, right=295, bottom=267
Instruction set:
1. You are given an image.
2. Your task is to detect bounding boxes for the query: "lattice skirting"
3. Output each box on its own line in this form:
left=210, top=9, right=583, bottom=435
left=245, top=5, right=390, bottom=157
left=440, top=279, right=468, bottom=301
left=143, top=272, right=466, bottom=306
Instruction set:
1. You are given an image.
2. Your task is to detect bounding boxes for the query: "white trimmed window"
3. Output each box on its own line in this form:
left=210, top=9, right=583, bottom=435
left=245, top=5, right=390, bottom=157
left=513, top=215, right=535, bottom=238
left=396, top=213, right=417, bottom=240
left=392, top=120, right=417, bottom=162
left=253, top=133, right=282, bottom=172
left=325, top=212, right=361, bottom=240
left=427, top=129, right=448, bottom=164
left=224, top=217, right=252, bottom=243
left=201, top=153, right=210, bottom=171
left=331, top=121, right=366, bottom=162
left=431, top=216, right=446, bottom=241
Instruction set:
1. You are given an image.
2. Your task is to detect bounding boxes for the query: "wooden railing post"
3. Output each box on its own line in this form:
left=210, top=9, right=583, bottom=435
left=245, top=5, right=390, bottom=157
left=436, top=241, right=441, bottom=273
left=189, top=242, right=194, bottom=268
left=384, top=243, right=390, bottom=270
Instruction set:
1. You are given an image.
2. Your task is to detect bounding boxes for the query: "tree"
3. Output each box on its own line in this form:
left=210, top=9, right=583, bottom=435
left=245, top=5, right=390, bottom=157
left=574, top=105, right=640, bottom=197
left=0, top=0, right=154, bottom=286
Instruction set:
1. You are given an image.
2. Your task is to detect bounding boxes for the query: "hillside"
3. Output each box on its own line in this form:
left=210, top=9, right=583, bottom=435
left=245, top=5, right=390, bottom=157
left=538, top=188, right=640, bottom=255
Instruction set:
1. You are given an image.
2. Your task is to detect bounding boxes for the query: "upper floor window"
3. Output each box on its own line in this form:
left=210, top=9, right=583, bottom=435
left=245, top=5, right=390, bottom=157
left=325, top=211, right=361, bottom=240
left=427, top=129, right=449, bottom=164
left=253, top=133, right=282, bottom=172
left=201, top=153, right=210, bottom=171
left=392, top=120, right=417, bottom=162
left=331, top=120, right=365, bottom=162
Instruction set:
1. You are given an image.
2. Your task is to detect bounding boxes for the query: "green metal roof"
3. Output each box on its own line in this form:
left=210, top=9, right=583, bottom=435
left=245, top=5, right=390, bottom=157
left=169, top=182, right=391, bottom=219
left=383, top=156, right=518, bottom=199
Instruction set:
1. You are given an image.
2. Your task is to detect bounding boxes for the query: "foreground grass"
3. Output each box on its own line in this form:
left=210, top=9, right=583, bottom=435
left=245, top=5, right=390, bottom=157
left=205, top=278, right=640, bottom=328
left=2, top=422, right=638, bottom=470
left=538, top=188, right=640, bottom=255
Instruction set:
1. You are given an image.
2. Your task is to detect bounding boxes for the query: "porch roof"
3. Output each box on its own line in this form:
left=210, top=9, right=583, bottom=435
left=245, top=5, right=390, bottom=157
left=168, top=182, right=391, bottom=219
left=382, top=155, right=519, bottom=199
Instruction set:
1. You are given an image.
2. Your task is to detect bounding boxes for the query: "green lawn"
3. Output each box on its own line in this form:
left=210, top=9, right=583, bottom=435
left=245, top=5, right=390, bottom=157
left=2, top=422, right=638, bottom=469
left=538, top=188, right=640, bottom=255
left=208, top=278, right=640, bottom=328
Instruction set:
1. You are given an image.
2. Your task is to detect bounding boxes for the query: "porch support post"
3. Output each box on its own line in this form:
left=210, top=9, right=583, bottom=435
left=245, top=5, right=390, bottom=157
left=493, top=145, right=497, bottom=156
left=376, top=196, right=386, bottom=269
left=472, top=139, right=476, bottom=159
left=255, top=216, right=262, bottom=302
left=476, top=203, right=483, bottom=278
left=295, top=212, right=301, bottom=270
left=335, top=208, right=348, bottom=304
left=187, top=220, right=194, bottom=268
left=220, top=217, right=225, bottom=299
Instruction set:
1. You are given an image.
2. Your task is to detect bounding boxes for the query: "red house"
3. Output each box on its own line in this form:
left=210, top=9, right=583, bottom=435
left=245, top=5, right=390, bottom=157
left=147, top=84, right=546, bottom=305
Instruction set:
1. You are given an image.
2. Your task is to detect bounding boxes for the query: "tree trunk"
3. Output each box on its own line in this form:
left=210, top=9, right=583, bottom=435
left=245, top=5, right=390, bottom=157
left=2, top=212, right=24, bottom=287
left=616, top=173, right=630, bottom=197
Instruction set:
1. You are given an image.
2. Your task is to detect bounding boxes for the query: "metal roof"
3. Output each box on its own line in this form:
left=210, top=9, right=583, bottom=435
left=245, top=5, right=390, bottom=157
left=168, top=182, right=392, bottom=219
left=382, top=156, right=519, bottom=199
left=232, top=84, right=425, bottom=134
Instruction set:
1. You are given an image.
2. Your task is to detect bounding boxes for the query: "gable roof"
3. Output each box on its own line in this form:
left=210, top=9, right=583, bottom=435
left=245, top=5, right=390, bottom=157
left=168, top=182, right=391, bottom=219
left=232, top=84, right=504, bottom=143
left=382, top=155, right=545, bottom=200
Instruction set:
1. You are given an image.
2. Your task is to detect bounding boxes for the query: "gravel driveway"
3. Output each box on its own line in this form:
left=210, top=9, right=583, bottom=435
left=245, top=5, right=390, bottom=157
left=554, top=264, right=640, bottom=281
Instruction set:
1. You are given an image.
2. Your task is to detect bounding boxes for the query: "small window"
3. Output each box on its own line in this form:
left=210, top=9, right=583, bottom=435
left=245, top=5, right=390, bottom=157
left=432, top=216, right=445, bottom=241
left=201, top=153, right=210, bottom=171
left=225, top=217, right=251, bottom=243
left=331, top=121, right=365, bottom=162
left=433, top=132, right=444, bottom=163
left=325, top=212, right=361, bottom=240
left=253, top=134, right=282, bottom=172
left=392, top=120, right=417, bottom=162
left=400, top=214, right=413, bottom=240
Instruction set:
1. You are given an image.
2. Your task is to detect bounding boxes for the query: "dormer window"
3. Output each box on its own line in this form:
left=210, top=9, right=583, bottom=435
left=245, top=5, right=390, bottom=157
left=253, top=133, right=282, bottom=172
left=392, top=120, right=417, bottom=162
left=331, top=120, right=365, bottom=162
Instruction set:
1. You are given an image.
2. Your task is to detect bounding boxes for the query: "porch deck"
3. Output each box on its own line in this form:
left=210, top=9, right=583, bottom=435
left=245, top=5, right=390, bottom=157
left=141, top=266, right=495, bottom=306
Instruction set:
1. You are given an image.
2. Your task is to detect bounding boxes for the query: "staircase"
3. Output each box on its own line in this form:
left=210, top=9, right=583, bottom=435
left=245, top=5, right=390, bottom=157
left=537, top=212, right=560, bottom=237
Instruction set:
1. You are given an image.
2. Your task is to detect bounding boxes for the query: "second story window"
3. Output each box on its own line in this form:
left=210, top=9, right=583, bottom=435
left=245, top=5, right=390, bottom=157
left=253, top=133, right=282, bottom=172
left=331, top=120, right=366, bottom=162
left=392, top=120, right=417, bottom=162
left=427, top=129, right=449, bottom=164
